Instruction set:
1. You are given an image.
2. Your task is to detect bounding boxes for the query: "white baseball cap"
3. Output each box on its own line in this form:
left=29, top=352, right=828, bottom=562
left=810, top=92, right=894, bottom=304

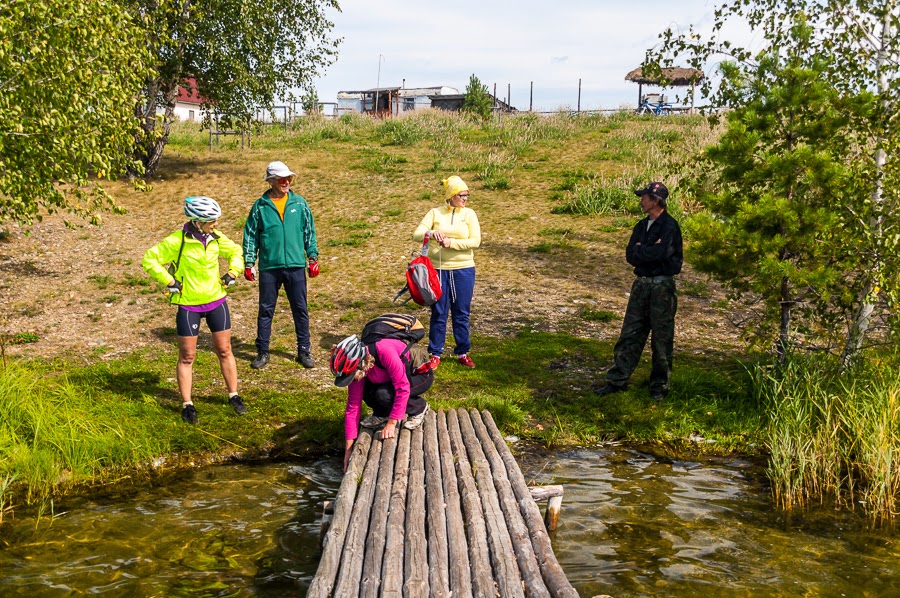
left=264, top=161, right=296, bottom=180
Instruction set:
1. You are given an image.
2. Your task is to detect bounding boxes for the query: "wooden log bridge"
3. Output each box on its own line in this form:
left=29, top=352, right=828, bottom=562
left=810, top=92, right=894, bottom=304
left=308, top=408, right=578, bottom=598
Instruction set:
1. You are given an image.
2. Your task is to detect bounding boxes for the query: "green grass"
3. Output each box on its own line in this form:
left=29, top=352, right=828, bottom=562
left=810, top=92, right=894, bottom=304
left=428, top=331, right=761, bottom=450
left=0, top=331, right=765, bottom=519
left=552, top=174, right=648, bottom=216
left=581, top=309, right=618, bottom=323
left=87, top=274, right=114, bottom=289
left=327, top=231, right=373, bottom=247
left=1, top=332, right=39, bottom=345
left=527, top=242, right=555, bottom=253
left=355, top=148, right=409, bottom=174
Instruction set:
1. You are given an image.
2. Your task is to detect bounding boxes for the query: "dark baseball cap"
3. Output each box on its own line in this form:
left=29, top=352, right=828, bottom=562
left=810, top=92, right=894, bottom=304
left=634, top=182, right=669, bottom=201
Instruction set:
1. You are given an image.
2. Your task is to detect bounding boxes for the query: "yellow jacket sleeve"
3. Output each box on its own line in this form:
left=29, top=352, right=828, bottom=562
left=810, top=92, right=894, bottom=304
left=216, top=231, right=244, bottom=277
left=142, top=231, right=182, bottom=285
left=412, top=209, right=437, bottom=242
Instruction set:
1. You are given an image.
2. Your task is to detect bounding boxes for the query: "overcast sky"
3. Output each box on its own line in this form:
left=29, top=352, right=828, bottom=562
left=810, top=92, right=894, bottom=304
left=307, top=0, right=755, bottom=111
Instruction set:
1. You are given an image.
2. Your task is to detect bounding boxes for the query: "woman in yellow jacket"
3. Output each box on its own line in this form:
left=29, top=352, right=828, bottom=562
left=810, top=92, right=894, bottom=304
left=413, top=176, right=481, bottom=369
left=142, top=196, right=245, bottom=424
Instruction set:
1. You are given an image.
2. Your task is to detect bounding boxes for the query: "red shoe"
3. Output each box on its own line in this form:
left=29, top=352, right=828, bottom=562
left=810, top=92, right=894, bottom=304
left=457, top=354, right=475, bottom=368
left=428, top=355, right=441, bottom=371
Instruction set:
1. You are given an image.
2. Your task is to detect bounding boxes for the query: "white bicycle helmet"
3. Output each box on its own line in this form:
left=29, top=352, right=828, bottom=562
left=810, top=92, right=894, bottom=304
left=183, top=196, right=222, bottom=222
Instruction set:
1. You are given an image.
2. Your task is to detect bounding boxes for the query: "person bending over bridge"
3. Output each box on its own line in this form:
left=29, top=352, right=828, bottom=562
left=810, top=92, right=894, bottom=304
left=331, top=335, right=433, bottom=471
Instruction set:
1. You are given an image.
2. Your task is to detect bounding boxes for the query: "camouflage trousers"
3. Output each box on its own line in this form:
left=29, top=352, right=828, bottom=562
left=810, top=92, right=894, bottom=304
left=606, top=277, right=677, bottom=393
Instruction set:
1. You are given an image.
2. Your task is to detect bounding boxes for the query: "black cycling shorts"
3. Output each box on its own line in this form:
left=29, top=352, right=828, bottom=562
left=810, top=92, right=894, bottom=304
left=176, top=302, right=231, bottom=337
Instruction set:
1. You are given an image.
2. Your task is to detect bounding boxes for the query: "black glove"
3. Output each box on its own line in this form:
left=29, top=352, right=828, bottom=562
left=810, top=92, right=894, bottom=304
left=167, top=279, right=183, bottom=294
left=222, top=273, right=236, bottom=287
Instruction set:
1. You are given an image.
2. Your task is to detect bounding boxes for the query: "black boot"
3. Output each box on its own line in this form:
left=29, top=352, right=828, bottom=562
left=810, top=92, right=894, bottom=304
left=251, top=352, right=270, bottom=370
left=592, top=383, right=625, bottom=397
left=297, top=350, right=315, bottom=369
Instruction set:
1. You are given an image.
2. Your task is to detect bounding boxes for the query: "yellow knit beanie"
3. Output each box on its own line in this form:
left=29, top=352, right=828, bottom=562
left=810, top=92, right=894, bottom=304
left=442, top=176, right=469, bottom=201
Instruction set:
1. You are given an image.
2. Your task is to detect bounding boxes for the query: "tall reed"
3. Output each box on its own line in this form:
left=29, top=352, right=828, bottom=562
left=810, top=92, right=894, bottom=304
left=758, top=357, right=900, bottom=524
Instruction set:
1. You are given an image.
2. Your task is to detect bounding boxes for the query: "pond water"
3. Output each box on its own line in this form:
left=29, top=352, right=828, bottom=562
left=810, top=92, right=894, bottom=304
left=0, top=448, right=897, bottom=597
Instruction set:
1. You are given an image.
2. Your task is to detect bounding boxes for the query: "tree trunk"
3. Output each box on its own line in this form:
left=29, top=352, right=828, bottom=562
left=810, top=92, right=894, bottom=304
left=777, top=275, right=791, bottom=361
left=840, top=7, right=891, bottom=370
left=131, top=79, right=179, bottom=178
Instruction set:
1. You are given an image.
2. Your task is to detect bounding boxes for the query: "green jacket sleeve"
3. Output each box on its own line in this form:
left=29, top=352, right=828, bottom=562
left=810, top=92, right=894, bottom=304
left=216, top=231, right=244, bottom=276
left=142, top=231, right=182, bottom=285
left=302, top=201, right=318, bottom=260
left=242, top=201, right=260, bottom=268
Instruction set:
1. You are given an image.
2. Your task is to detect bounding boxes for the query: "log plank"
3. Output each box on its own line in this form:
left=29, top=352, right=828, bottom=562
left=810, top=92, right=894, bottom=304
left=480, top=410, right=579, bottom=598
left=307, top=430, right=373, bottom=598
left=447, top=409, right=497, bottom=597
left=359, top=433, right=398, bottom=598
left=437, top=410, right=473, bottom=598
left=404, top=427, right=429, bottom=597
left=333, top=435, right=383, bottom=596
left=380, top=429, right=412, bottom=598
left=423, top=409, right=451, bottom=597
left=457, top=408, right=525, bottom=598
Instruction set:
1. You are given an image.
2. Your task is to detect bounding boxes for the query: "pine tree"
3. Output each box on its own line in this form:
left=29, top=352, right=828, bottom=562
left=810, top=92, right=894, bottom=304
left=462, top=74, right=493, bottom=121
left=646, top=1, right=899, bottom=362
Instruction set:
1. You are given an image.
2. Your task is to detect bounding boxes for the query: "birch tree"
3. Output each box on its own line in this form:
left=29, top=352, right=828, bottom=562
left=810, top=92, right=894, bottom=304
left=130, top=0, right=340, bottom=177
left=0, top=0, right=151, bottom=224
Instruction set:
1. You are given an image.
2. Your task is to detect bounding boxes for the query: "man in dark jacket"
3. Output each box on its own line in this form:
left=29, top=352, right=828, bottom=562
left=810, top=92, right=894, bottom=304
left=595, top=182, right=683, bottom=401
left=242, top=161, right=319, bottom=370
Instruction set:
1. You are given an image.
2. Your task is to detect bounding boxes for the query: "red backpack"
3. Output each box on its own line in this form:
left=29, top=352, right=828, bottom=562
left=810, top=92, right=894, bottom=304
left=393, top=234, right=442, bottom=306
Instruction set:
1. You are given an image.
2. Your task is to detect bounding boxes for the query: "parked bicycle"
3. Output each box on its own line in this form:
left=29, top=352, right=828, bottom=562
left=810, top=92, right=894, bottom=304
left=637, top=97, right=672, bottom=116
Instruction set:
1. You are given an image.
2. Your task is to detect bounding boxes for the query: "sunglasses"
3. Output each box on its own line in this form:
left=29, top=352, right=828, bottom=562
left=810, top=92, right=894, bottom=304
left=457, top=193, right=470, bottom=198
left=276, top=177, right=293, bottom=184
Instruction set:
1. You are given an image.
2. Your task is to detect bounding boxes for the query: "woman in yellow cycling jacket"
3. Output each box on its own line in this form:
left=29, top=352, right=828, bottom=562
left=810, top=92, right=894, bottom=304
left=142, top=196, right=245, bottom=425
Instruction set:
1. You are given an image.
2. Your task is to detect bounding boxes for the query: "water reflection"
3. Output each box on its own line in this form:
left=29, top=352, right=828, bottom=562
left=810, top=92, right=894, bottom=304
left=0, top=449, right=897, bottom=597
left=0, top=459, right=342, bottom=597
left=524, top=448, right=900, bottom=597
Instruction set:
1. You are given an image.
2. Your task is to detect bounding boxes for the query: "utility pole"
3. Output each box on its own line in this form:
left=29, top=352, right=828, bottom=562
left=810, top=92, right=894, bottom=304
left=374, top=54, right=385, bottom=114
left=577, top=78, right=582, bottom=114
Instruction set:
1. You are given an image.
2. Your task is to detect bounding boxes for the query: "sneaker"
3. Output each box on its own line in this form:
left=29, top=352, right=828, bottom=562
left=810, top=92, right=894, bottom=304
left=593, top=383, right=625, bottom=397
left=360, top=414, right=389, bottom=429
left=428, top=355, right=441, bottom=371
left=403, top=404, right=430, bottom=430
left=250, top=352, right=270, bottom=370
left=229, top=394, right=248, bottom=415
left=297, top=350, right=315, bottom=369
left=650, top=389, right=667, bottom=402
left=457, top=354, right=476, bottom=368
left=181, top=404, right=198, bottom=425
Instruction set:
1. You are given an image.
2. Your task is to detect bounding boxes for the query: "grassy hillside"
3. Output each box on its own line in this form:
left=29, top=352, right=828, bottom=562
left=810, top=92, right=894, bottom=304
left=0, top=109, right=769, bottom=520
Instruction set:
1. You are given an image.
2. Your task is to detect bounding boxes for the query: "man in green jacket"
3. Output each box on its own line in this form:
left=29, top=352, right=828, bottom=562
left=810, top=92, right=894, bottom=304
left=242, top=161, right=319, bottom=370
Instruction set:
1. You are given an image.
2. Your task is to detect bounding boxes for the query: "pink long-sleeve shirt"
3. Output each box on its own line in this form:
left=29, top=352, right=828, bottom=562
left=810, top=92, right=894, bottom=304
left=344, top=338, right=411, bottom=440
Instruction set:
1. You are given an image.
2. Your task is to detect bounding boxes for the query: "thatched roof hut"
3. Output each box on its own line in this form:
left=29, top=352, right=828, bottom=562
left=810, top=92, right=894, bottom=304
left=625, top=67, right=705, bottom=112
left=624, top=67, right=705, bottom=86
